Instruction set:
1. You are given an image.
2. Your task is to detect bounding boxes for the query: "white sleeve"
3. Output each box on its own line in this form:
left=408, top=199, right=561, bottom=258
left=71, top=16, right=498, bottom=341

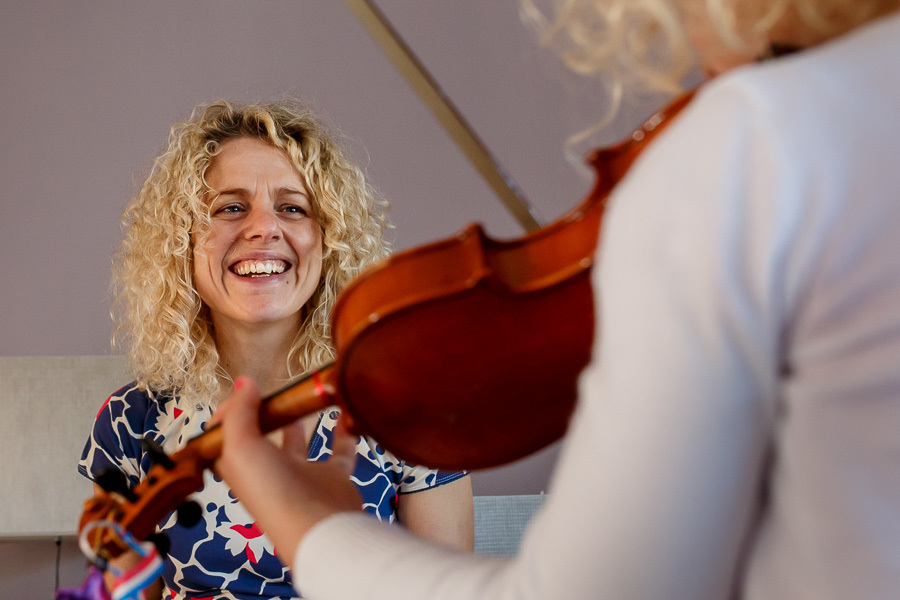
left=293, top=78, right=799, bottom=599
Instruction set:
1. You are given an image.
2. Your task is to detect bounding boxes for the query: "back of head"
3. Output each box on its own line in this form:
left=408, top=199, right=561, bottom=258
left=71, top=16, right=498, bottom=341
left=521, top=0, right=900, bottom=98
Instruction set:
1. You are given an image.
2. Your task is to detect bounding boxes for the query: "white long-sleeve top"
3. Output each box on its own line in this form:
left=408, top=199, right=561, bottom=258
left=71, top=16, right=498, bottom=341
left=294, top=13, right=900, bottom=599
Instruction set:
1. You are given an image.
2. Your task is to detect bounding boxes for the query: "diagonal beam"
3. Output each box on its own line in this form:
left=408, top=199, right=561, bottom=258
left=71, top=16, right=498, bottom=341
left=343, top=0, right=542, bottom=232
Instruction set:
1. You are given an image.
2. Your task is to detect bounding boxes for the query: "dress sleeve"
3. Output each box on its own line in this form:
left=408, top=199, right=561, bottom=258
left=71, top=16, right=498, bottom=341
left=397, top=463, right=467, bottom=495
left=77, top=383, right=149, bottom=489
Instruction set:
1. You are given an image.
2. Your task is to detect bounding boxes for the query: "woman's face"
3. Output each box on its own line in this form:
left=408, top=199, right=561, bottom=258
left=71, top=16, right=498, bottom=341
left=193, top=136, right=323, bottom=333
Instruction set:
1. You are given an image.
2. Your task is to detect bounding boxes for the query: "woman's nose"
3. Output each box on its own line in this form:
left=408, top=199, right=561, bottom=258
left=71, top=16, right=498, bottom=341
left=243, top=206, right=281, bottom=241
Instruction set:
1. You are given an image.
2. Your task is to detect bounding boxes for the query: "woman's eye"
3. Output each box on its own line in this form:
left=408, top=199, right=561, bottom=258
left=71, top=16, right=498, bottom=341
left=280, top=205, right=309, bottom=216
left=215, top=204, right=243, bottom=215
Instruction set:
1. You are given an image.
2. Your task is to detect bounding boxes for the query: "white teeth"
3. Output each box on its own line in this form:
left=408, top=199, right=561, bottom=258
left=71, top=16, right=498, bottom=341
left=234, top=260, right=287, bottom=276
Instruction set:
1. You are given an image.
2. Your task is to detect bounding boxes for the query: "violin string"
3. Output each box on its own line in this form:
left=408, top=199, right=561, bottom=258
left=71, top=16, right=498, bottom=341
left=55, top=536, right=61, bottom=592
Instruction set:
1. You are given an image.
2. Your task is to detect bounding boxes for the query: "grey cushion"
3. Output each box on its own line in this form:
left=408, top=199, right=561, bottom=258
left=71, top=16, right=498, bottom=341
left=474, top=494, right=547, bottom=556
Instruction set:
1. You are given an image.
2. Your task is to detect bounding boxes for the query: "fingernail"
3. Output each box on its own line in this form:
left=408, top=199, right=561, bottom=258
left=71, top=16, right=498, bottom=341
left=234, top=378, right=244, bottom=391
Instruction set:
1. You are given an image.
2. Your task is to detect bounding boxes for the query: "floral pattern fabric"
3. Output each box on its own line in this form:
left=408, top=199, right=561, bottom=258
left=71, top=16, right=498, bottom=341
left=79, top=383, right=466, bottom=599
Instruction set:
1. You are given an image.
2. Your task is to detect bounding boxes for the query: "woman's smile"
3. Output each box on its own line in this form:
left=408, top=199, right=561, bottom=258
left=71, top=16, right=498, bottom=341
left=231, top=259, right=289, bottom=277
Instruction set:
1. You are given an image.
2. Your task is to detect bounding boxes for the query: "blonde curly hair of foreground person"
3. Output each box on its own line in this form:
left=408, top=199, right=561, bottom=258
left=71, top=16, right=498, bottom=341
left=112, top=99, right=389, bottom=408
left=520, top=0, right=900, bottom=100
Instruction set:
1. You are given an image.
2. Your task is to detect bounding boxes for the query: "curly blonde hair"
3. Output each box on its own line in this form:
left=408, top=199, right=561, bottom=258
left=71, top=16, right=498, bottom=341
left=521, top=0, right=899, bottom=100
left=112, top=99, right=389, bottom=407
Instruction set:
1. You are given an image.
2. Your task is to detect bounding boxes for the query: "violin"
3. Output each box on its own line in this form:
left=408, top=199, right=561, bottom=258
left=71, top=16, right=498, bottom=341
left=78, top=91, right=695, bottom=560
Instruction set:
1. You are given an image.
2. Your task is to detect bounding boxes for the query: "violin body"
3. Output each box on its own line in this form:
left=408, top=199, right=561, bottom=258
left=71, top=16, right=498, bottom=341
left=332, top=185, right=602, bottom=469
left=79, top=91, right=695, bottom=559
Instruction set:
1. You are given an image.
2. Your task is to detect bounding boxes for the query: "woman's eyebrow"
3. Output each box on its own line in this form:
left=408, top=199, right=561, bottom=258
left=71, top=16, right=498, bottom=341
left=212, top=187, right=249, bottom=198
left=208, top=186, right=310, bottom=200
left=277, top=186, right=309, bottom=197
left=214, top=186, right=307, bottom=195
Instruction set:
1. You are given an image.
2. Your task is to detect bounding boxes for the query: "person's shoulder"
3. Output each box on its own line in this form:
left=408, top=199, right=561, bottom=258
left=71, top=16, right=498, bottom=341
left=708, top=13, right=899, bottom=118
left=97, top=381, right=173, bottom=419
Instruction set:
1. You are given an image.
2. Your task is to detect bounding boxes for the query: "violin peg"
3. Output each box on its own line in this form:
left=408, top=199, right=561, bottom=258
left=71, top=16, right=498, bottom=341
left=176, top=500, right=202, bottom=528
left=95, top=468, right=138, bottom=502
left=140, top=437, right=175, bottom=470
left=94, top=556, right=109, bottom=572
left=146, top=532, right=170, bottom=558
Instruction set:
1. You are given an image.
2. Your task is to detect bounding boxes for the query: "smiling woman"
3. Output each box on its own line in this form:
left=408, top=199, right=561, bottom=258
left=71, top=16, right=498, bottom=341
left=77, top=99, right=474, bottom=600
left=110, top=100, right=385, bottom=407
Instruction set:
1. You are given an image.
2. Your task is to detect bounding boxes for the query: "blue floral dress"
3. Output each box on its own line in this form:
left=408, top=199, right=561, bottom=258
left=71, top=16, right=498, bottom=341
left=79, top=383, right=466, bottom=599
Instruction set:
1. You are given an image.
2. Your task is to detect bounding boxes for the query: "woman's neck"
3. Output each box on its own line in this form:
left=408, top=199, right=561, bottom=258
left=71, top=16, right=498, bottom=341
left=213, top=319, right=300, bottom=397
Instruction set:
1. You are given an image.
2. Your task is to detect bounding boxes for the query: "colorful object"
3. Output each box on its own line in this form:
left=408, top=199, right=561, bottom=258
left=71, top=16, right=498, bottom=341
left=111, top=547, right=163, bottom=600
left=74, top=520, right=164, bottom=600
left=55, top=566, right=111, bottom=600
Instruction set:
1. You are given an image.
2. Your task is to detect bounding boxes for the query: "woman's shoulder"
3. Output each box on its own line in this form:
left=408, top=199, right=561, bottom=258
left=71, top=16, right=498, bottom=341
left=700, top=14, right=899, bottom=137
left=86, top=382, right=199, bottom=464
left=95, top=382, right=182, bottom=432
